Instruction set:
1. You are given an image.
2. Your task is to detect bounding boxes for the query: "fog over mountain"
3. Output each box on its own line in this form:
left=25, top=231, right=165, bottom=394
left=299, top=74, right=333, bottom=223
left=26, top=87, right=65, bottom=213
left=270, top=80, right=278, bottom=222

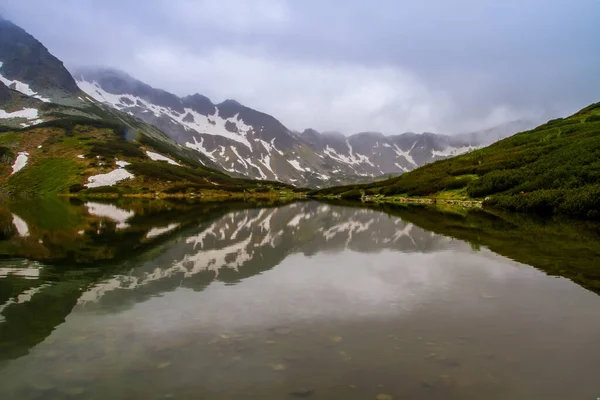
left=2, top=0, right=598, bottom=135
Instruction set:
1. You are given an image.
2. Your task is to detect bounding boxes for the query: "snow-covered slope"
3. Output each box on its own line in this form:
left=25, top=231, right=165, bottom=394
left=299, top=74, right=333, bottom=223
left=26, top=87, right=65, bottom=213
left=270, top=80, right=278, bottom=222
left=75, top=68, right=527, bottom=188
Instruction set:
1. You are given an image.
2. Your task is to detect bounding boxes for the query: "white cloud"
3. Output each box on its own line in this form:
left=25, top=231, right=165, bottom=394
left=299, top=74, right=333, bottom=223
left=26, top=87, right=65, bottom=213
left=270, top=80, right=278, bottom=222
left=165, top=0, right=290, bottom=32
left=132, top=45, right=530, bottom=134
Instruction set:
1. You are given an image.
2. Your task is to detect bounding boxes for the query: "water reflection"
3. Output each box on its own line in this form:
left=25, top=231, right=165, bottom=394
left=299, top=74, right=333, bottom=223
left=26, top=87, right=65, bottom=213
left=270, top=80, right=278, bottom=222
left=0, top=200, right=599, bottom=399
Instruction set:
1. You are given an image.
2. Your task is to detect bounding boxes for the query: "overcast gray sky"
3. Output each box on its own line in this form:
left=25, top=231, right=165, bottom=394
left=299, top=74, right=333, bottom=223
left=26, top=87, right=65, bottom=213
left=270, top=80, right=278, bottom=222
left=2, top=0, right=599, bottom=134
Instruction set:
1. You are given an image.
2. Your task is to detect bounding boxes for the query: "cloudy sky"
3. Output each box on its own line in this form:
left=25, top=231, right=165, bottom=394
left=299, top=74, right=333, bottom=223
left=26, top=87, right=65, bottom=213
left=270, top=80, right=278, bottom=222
left=2, top=0, right=599, bottom=134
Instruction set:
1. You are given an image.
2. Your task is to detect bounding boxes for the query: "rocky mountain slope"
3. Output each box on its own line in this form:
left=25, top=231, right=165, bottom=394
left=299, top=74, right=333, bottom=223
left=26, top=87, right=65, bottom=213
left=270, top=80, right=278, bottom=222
left=74, top=67, right=533, bottom=187
left=0, top=19, right=297, bottom=197
left=0, top=17, right=81, bottom=105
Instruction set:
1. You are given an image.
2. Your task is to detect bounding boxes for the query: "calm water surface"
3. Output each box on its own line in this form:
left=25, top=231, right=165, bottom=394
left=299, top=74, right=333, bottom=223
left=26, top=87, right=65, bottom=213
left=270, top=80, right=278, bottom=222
left=0, top=199, right=599, bottom=399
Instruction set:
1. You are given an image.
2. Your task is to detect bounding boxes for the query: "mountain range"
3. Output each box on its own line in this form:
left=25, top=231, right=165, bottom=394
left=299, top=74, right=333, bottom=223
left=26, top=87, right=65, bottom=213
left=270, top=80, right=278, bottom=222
left=74, top=67, right=535, bottom=187
left=0, top=16, right=536, bottom=191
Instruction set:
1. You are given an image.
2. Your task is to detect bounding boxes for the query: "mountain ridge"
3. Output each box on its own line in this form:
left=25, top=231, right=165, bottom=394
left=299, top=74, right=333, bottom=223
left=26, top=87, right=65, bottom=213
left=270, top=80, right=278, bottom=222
left=74, top=66, right=535, bottom=187
left=314, top=102, right=600, bottom=219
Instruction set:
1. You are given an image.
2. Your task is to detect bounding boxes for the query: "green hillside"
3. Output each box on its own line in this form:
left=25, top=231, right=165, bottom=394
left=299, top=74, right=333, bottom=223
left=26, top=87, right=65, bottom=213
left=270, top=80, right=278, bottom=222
left=0, top=116, right=299, bottom=198
left=313, top=102, right=600, bottom=219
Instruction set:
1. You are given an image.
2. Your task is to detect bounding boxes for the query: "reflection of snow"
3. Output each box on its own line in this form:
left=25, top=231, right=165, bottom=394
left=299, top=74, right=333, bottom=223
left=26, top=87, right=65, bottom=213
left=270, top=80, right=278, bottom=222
left=85, top=202, right=134, bottom=229
left=0, top=284, right=50, bottom=322
left=12, top=214, right=29, bottom=237
left=75, top=202, right=460, bottom=306
left=146, top=223, right=180, bottom=239
left=323, top=219, right=374, bottom=245
left=0, top=266, right=41, bottom=279
left=78, top=236, right=254, bottom=305
left=392, top=223, right=416, bottom=245
left=287, top=212, right=311, bottom=227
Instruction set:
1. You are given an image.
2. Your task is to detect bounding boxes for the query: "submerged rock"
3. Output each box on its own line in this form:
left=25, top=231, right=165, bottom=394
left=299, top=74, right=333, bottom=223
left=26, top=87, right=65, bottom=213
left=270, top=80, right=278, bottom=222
left=289, top=388, right=315, bottom=397
left=273, top=327, right=292, bottom=335
left=60, top=386, right=86, bottom=396
left=31, top=381, right=55, bottom=391
left=270, top=363, right=286, bottom=371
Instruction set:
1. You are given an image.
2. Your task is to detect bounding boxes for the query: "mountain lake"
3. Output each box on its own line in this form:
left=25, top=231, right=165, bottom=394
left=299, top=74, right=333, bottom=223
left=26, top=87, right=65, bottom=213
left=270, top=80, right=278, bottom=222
left=0, top=198, right=599, bottom=400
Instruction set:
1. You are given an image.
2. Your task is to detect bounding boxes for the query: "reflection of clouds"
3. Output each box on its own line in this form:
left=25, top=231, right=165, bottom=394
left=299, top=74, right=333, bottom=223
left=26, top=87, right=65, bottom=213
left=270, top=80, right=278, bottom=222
left=115, top=248, right=535, bottom=335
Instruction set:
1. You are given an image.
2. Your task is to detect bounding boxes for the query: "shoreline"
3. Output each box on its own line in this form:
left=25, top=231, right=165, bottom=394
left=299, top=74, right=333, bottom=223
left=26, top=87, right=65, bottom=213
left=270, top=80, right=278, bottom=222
left=348, top=194, right=483, bottom=208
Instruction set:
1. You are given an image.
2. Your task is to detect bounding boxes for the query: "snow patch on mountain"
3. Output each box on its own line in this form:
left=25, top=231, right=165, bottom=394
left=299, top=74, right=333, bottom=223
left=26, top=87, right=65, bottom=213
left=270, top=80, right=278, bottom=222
left=431, top=145, right=476, bottom=157
left=0, top=108, right=39, bottom=120
left=393, top=143, right=417, bottom=167
left=77, top=79, right=253, bottom=149
left=322, top=143, right=374, bottom=170
left=19, top=119, right=44, bottom=128
left=115, top=160, right=130, bottom=167
left=288, top=159, right=305, bottom=172
left=0, top=62, right=50, bottom=102
left=178, top=108, right=253, bottom=149
left=146, top=151, right=181, bottom=166
left=186, top=136, right=216, bottom=161
left=85, top=168, right=134, bottom=188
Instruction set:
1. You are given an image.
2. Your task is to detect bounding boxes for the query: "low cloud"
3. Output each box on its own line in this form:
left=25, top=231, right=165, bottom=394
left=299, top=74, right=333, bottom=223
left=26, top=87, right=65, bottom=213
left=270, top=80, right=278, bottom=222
left=2, top=0, right=599, bottom=134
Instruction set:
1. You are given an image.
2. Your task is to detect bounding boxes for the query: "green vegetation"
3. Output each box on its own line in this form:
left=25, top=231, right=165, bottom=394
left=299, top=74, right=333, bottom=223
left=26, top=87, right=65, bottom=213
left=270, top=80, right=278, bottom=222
left=314, top=102, right=600, bottom=218
left=87, top=139, right=145, bottom=159
left=6, top=197, right=83, bottom=230
left=7, top=158, right=80, bottom=196
left=21, top=116, right=127, bottom=136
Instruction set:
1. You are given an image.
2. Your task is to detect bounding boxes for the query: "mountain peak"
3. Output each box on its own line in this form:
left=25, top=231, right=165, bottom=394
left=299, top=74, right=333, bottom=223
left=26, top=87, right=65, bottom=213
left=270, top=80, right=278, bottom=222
left=352, top=131, right=385, bottom=139
left=218, top=99, right=242, bottom=107
left=0, top=18, right=80, bottom=99
left=182, top=93, right=215, bottom=115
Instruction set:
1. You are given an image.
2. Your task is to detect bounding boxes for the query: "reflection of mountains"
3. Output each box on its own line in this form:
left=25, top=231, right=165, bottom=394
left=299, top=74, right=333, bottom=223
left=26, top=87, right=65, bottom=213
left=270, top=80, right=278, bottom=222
left=350, top=202, right=600, bottom=295
left=78, top=202, right=458, bottom=308
left=3, top=199, right=600, bottom=361
left=0, top=201, right=454, bottom=360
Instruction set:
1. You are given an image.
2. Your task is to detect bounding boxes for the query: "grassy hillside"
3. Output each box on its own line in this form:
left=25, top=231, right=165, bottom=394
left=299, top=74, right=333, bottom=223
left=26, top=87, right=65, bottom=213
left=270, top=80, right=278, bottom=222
left=0, top=117, right=300, bottom=198
left=314, top=102, right=600, bottom=219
